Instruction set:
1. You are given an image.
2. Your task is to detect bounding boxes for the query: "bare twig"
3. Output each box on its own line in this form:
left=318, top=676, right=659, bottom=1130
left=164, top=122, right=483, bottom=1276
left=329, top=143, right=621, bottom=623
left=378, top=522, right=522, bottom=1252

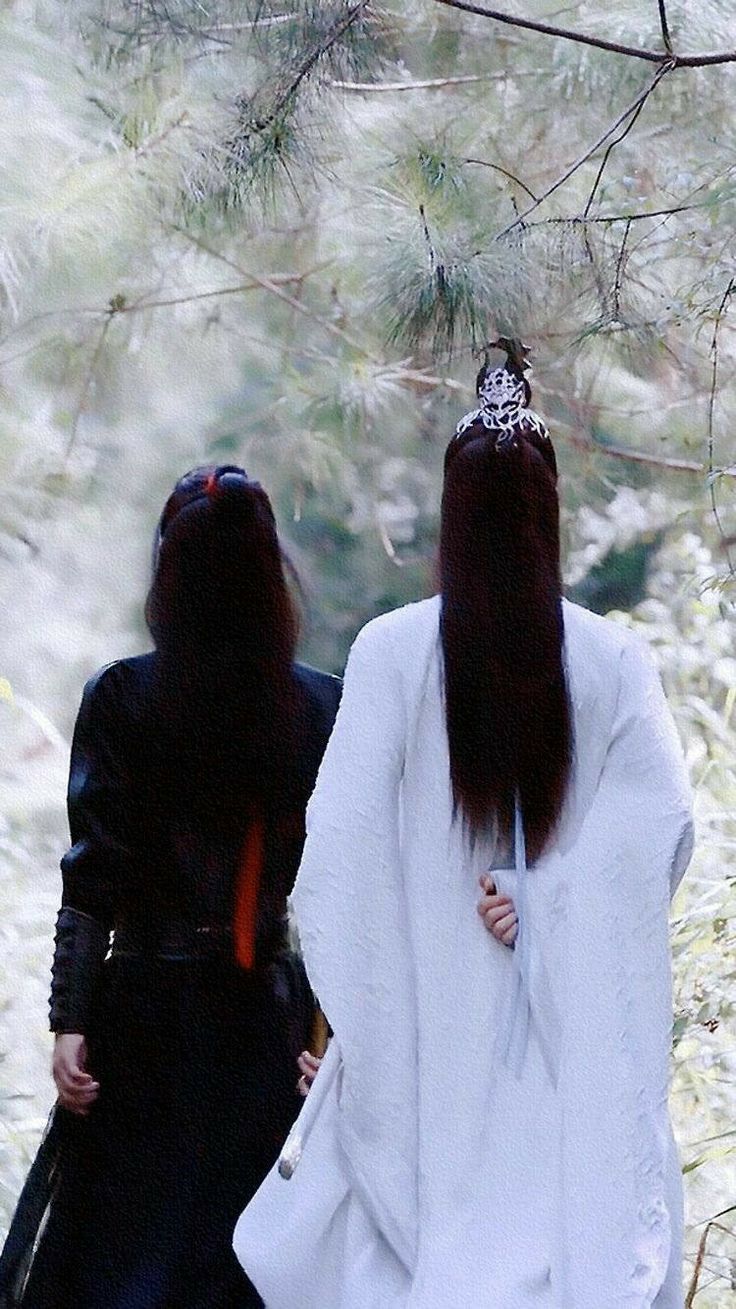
left=583, top=75, right=663, bottom=216
left=376, top=512, right=401, bottom=563
left=707, top=277, right=736, bottom=571
left=536, top=201, right=712, bottom=226
left=611, top=219, right=632, bottom=318
left=419, top=204, right=438, bottom=272
left=625, top=167, right=736, bottom=265
left=685, top=1220, right=736, bottom=1306
left=657, top=0, right=673, bottom=55
left=332, top=74, right=495, bottom=91
left=432, top=0, right=736, bottom=67
left=172, top=227, right=467, bottom=395
left=133, top=112, right=190, bottom=159
left=561, top=426, right=733, bottom=478
left=66, top=317, right=113, bottom=458
left=0, top=275, right=315, bottom=358
left=393, top=367, right=464, bottom=392
left=202, top=16, right=297, bottom=33
left=496, top=65, right=671, bottom=237
left=97, top=12, right=297, bottom=46
left=171, top=225, right=385, bottom=362
left=112, top=278, right=309, bottom=312
left=464, top=158, right=539, bottom=201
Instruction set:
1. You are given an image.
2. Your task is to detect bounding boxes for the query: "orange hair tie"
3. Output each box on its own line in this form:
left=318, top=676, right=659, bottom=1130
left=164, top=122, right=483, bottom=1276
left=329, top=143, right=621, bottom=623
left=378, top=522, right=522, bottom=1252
left=233, top=809, right=265, bottom=970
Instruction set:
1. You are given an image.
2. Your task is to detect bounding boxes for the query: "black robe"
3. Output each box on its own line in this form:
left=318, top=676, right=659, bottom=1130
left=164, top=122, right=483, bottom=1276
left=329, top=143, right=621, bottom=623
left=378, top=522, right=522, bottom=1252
left=0, top=654, right=341, bottom=1309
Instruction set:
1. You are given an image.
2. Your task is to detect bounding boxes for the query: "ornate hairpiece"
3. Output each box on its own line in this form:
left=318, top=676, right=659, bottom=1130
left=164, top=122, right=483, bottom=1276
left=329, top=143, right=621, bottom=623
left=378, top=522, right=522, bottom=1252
left=453, top=338, right=549, bottom=446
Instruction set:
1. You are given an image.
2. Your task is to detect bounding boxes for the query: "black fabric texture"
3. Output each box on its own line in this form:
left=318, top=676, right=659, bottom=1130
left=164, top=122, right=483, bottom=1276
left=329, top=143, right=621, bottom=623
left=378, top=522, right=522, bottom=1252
left=1, top=654, right=342, bottom=1309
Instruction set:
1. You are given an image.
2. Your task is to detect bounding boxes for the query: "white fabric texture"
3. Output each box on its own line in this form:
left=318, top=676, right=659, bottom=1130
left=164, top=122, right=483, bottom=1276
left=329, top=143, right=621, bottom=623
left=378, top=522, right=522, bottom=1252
left=234, top=596, right=694, bottom=1309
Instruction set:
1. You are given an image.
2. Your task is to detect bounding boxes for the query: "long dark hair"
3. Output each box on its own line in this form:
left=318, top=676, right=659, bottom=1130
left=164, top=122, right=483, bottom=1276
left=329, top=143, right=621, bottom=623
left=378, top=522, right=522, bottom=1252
left=145, top=464, right=302, bottom=822
left=439, top=422, right=573, bottom=863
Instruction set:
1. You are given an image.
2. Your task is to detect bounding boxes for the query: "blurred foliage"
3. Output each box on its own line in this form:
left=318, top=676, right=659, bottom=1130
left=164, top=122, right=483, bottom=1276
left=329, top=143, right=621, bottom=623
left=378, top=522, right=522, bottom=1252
left=0, top=1, right=734, bottom=1300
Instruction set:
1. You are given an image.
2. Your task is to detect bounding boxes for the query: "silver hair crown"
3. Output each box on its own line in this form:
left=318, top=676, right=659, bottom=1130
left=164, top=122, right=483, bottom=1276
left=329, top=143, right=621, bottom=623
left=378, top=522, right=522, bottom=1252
left=453, top=341, right=549, bottom=447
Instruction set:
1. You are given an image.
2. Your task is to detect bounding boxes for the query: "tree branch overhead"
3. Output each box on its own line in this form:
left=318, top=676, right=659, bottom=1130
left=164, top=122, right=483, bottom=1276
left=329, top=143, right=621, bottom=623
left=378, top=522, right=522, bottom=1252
left=433, top=0, right=736, bottom=67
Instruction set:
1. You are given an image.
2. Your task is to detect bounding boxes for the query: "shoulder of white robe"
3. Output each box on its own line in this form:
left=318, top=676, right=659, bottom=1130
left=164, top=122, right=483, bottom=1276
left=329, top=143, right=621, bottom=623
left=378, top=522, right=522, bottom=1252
left=350, top=595, right=441, bottom=657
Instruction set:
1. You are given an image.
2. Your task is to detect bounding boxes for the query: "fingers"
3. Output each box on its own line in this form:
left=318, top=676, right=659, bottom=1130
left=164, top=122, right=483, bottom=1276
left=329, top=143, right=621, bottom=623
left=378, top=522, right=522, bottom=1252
left=52, top=1036, right=97, bottom=1112
left=59, top=1080, right=99, bottom=1098
left=298, top=1052, right=321, bottom=1075
left=297, top=1050, right=322, bottom=1097
left=54, top=1068, right=99, bottom=1094
left=484, top=907, right=517, bottom=938
left=478, top=875, right=496, bottom=895
left=57, top=1085, right=99, bottom=1116
left=297, top=1054, right=321, bottom=1081
left=476, top=893, right=513, bottom=921
left=493, top=911, right=519, bottom=944
left=477, top=891, right=518, bottom=945
left=63, top=1090, right=98, bottom=1109
left=69, top=1068, right=95, bottom=1086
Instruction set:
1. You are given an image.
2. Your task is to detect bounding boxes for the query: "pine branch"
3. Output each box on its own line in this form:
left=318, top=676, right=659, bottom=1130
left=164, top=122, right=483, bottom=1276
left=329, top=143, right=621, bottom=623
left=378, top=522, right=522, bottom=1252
left=497, top=65, right=671, bottom=236
left=204, top=1, right=381, bottom=202
left=168, top=229, right=465, bottom=395
left=251, top=2, right=372, bottom=134
left=707, top=277, right=736, bottom=571
left=432, top=0, right=736, bottom=67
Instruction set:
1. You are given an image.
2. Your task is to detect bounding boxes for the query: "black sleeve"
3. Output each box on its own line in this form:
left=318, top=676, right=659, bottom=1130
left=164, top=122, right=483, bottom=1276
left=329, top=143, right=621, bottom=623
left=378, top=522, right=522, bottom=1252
left=327, top=674, right=343, bottom=726
left=59, top=665, right=134, bottom=927
left=49, top=665, right=134, bottom=1033
left=316, top=673, right=343, bottom=741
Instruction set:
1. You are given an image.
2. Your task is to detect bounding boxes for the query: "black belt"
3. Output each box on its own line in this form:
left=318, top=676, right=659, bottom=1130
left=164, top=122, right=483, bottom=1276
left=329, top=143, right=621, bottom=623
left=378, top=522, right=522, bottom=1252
left=111, top=922, right=235, bottom=961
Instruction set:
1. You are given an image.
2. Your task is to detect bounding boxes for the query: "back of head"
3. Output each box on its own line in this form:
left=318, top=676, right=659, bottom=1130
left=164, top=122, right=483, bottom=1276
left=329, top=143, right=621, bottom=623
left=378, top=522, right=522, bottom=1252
left=148, top=464, right=298, bottom=659
left=439, top=344, right=573, bottom=862
left=145, top=465, right=302, bottom=819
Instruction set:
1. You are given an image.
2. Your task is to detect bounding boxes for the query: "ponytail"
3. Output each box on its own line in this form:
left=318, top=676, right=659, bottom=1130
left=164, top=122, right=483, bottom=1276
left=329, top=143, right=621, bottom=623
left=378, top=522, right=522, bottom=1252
left=439, top=422, right=573, bottom=862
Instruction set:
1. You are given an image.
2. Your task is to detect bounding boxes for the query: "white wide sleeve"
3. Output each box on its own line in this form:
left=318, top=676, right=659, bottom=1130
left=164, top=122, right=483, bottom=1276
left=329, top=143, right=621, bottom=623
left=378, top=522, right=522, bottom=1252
left=550, top=637, right=693, bottom=1308
left=289, top=616, right=420, bottom=1271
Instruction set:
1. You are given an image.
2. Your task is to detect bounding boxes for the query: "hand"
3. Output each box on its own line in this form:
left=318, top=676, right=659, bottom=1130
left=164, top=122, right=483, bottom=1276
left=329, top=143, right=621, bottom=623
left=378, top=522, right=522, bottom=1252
left=296, top=1050, right=322, bottom=1097
left=53, top=1034, right=99, bottom=1116
left=477, top=875, right=518, bottom=947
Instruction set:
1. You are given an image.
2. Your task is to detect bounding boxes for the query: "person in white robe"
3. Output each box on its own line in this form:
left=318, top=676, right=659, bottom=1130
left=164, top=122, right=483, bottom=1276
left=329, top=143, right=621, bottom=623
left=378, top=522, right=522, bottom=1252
left=233, top=342, right=694, bottom=1309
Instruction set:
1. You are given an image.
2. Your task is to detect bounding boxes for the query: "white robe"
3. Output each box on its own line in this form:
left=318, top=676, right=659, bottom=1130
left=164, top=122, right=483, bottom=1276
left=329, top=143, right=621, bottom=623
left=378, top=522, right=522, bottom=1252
left=234, top=596, right=694, bottom=1309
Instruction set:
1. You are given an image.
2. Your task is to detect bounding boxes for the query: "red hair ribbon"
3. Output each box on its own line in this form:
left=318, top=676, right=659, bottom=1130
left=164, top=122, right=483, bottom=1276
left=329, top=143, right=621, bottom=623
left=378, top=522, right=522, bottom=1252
left=233, top=808, right=265, bottom=970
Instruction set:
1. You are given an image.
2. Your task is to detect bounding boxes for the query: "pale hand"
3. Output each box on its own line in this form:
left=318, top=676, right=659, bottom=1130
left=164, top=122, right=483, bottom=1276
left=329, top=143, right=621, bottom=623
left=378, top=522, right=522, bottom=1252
left=477, top=875, right=519, bottom=947
left=53, top=1033, right=99, bottom=1116
left=297, top=1050, right=322, bottom=1097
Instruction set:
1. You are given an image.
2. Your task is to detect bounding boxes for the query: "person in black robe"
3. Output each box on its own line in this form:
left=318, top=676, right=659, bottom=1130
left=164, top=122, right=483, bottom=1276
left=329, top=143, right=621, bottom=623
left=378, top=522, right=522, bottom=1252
left=0, top=465, right=341, bottom=1309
